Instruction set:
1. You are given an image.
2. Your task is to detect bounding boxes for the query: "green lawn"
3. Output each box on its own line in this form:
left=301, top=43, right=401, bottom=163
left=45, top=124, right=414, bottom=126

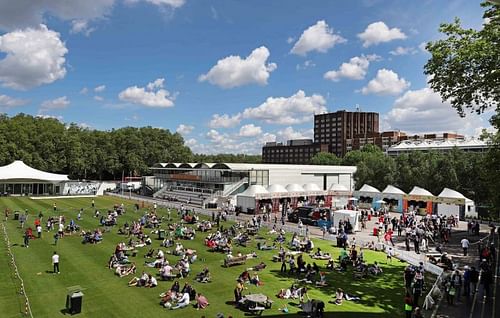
left=0, top=196, right=409, bottom=318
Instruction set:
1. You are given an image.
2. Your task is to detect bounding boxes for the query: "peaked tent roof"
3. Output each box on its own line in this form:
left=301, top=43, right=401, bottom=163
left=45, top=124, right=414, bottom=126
left=382, top=185, right=406, bottom=195
left=267, top=184, right=288, bottom=194
left=438, top=188, right=470, bottom=200
left=329, top=183, right=349, bottom=191
left=239, top=185, right=269, bottom=197
left=357, top=184, right=381, bottom=193
left=409, top=186, right=433, bottom=196
left=0, top=161, right=69, bottom=182
left=303, top=183, right=321, bottom=192
left=285, top=184, right=305, bottom=192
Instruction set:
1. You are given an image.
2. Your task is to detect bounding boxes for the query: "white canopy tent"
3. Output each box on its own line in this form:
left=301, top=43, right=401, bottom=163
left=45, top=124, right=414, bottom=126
left=381, top=185, right=406, bottom=212
left=405, top=186, right=435, bottom=215
left=437, top=188, right=476, bottom=219
left=0, top=160, right=69, bottom=195
left=328, top=183, right=351, bottom=208
left=331, top=209, right=361, bottom=232
left=236, top=185, right=269, bottom=213
left=354, top=184, right=381, bottom=209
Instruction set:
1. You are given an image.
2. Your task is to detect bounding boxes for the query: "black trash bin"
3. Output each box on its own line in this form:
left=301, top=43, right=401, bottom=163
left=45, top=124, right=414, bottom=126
left=13, top=211, right=19, bottom=220
left=158, top=229, right=165, bottom=240
left=66, top=290, right=84, bottom=314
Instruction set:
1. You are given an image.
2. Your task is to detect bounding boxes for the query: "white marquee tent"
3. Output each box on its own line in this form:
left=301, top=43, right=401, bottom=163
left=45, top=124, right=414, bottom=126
left=437, top=188, right=476, bottom=219
left=381, top=185, right=406, bottom=212
left=354, top=184, right=381, bottom=209
left=0, top=160, right=69, bottom=195
left=331, top=209, right=361, bottom=232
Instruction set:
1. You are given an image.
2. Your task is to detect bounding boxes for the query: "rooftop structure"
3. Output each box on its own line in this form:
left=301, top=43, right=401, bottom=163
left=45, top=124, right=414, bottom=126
left=386, top=138, right=488, bottom=156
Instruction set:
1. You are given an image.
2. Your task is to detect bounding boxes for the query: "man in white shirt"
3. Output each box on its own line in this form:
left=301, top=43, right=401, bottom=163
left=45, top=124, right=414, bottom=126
left=52, top=251, right=60, bottom=274
left=172, top=292, right=190, bottom=309
left=461, top=237, right=470, bottom=256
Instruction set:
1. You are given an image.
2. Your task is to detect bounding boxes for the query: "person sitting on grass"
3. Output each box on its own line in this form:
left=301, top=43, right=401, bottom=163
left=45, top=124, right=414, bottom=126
left=334, top=288, right=344, bottom=305
left=195, top=266, right=210, bottom=283
left=277, top=288, right=292, bottom=299
left=170, top=291, right=190, bottom=310
left=195, top=293, right=209, bottom=310
left=326, top=259, right=335, bottom=270
left=247, top=262, right=266, bottom=272
left=238, top=270, right=250, bottom=283
left=116, top=262, right=136, bottom=277
left=128, top=271, right=149, bottom=287
left=145, top=274, right=158, bottom=288
left=368, top=261, right=383, bottom=276
left=159, top=263, right=174, bottom=280
left=316, top=272, right=328, bottom=286
left=250, top=273, right=261, bottom=286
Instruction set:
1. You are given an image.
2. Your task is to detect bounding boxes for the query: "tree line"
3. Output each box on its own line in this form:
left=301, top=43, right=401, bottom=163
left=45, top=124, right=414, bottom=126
left=0, top=114, right=261, bottom=180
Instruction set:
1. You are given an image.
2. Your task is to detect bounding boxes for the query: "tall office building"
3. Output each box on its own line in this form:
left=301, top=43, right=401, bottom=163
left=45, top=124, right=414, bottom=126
left=314, top=110, right=379, bottom=157
left=262, top=110, right=380, bottom=163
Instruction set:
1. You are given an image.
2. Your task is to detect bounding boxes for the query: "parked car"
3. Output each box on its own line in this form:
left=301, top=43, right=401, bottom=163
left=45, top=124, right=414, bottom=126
left=288, top=207, right=330, bottom=226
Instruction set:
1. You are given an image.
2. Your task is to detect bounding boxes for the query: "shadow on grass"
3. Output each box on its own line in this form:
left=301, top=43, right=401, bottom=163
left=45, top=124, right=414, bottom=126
left=268, top=260, right=406, bottom=316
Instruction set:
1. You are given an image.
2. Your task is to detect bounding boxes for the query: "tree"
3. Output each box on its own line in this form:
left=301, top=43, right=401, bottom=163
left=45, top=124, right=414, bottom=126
left=311, top=152, right=342, bottom=165
left=424, top=1, right=499, bottom=124
left=425, top=1, right=500, bottom=217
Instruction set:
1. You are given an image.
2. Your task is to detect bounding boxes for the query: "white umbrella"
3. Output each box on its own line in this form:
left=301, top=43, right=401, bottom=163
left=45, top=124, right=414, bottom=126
left=348, top=197, right=358, bottom=201
left=375, top=199, right=387, bottom=204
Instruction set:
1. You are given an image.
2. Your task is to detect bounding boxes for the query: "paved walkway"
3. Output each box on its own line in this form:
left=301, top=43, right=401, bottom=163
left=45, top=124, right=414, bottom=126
left=107, top=192, right=498, bottom=318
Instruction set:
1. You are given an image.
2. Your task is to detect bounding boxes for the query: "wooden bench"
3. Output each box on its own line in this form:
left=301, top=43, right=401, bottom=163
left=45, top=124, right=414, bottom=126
left=224, top=256, right=246, bottom=267
left=249, top=306, right=265, bottom=316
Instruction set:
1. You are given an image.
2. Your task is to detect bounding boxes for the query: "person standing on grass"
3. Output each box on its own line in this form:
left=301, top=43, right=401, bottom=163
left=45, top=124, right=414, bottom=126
left=52, top=251, right=60, bottom=274
left=53, top=203, right=57, bottom=212
left=36, top=224, right=42, bottom=238
left=91, top=199, right=95, bottom=208
left=23, top=229, right=30, bottom=248
left=461, top=237, right=470, bottom=256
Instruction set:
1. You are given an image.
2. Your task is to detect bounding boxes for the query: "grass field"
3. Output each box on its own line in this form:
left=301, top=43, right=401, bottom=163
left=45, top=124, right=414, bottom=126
left=0, top=196, right=409, bottom=318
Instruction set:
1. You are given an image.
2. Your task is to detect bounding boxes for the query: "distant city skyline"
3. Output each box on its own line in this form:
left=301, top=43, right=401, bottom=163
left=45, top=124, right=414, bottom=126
left=0, top=0, right=494, bottom=154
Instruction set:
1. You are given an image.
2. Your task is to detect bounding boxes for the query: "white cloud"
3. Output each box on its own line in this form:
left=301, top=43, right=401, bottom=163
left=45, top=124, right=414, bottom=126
left=118, top=78, right=175, bottom=108
left=80, top=87, right=89, bottom=94
left=40, top=96, right=70, bottom=113
left=70, top=19, right=95, bottom=36
left=358, top=21, right=407, bottom=47
left=36, top=114, right=64, bottom=121
left=361, top=69, right=410, bottom=96
left=208, top=113, right=241, bottom=128
left=0, top=25, right=68, bottom=90
left=239, top=124, right=262, bottom=137
left=384, top=87, right=493, bottom=136
left=0, top=95, right=29, bottom=109
left=389, top=46, right=417, bottom=56
left=126, top=0, right=186, bottom=9
left=291, top=20, right=346, bottom=56
left=242, top=90, right=327, bottom=125
left=286, top=36, right=295, bottom=44
left=418, top=42, right=428, bottom=53
left=277, top=126, right=313, bottom=141
left=94, top=96, right=104, bottom=101
left=296, top=60, right=316, bottom=71
left=210, top=6, right=218, bottom=20
left=0, top=0, right=115, bottom=31
left=176, top=124, right=194, bottom=135
left=199, top=46, right=277, bottom=88
left=324, top=54, right=380, bottom=82
left=94, top=85, right=106, bottom=92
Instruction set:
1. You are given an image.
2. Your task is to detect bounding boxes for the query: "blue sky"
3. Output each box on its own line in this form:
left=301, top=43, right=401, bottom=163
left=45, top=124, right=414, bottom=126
left=0, top=0, right=493, bottom=154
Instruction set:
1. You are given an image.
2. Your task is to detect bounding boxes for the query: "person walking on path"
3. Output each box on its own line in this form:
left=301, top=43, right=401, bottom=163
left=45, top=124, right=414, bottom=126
left=52, top=251, right=60, bottom=274
left=460, top=237, right=470, bottom=256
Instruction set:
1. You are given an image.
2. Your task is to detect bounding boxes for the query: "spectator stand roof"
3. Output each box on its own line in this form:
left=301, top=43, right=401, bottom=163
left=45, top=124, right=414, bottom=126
left=0, top=160, right=69, bottom=182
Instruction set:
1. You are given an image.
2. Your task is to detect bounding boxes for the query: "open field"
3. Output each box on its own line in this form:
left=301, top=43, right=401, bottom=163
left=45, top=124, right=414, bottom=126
left=0, top=196, right=410, bottom=317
